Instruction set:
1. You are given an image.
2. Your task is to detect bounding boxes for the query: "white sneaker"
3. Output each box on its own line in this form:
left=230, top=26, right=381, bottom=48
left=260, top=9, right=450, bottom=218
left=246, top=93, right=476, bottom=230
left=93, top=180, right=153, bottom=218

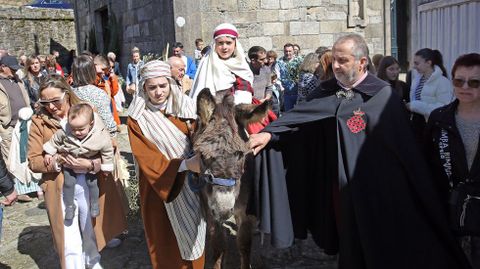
left=106, top=238, right=122, bottom=248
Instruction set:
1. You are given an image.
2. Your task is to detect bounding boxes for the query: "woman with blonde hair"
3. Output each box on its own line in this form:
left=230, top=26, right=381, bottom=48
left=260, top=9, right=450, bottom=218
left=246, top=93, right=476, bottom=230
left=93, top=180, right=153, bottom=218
left=28, top=75, right=127, bottom=268
left=297, top=52, right=320, bottom=103
left=22, top=54, right=48, bottom=108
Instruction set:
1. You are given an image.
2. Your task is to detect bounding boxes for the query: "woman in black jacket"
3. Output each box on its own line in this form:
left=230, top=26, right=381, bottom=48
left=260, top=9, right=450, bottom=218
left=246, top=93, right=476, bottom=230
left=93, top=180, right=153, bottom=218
left=425, top=53, right=480, bottom=268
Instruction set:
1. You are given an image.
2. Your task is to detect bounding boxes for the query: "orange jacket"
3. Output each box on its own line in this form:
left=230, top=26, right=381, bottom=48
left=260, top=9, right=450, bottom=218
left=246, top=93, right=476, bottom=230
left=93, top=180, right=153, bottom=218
left=95, top=74, right=121, bottom=125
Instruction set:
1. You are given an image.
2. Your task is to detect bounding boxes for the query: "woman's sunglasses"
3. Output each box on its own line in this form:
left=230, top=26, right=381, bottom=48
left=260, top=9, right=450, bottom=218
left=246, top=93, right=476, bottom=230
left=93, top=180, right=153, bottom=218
left=38, top=92, right=66, bottom=107
left=452, top=78, right=480, bottom=89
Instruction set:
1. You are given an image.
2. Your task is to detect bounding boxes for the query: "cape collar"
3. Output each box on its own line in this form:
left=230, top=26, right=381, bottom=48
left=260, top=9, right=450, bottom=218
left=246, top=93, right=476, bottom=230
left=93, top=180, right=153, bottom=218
left=320, top=73, right=389, bottom=97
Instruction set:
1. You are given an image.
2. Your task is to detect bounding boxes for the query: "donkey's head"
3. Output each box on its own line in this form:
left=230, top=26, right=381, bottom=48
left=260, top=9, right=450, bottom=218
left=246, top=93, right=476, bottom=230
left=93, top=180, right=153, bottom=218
left=193, top=88, right=270, bottom=222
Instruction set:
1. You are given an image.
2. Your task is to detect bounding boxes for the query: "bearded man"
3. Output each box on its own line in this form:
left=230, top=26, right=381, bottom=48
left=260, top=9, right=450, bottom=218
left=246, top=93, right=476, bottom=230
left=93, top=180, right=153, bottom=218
left=249, top=34, right=471, bottom=269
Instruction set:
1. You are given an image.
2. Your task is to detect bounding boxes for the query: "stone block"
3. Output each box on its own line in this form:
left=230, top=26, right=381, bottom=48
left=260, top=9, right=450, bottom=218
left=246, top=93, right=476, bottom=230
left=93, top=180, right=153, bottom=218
left=318, top=34, right=335, bottom=47
left=294, top=35, right=322, bottom=50
left=366, top=8, right=381, bottom=16
left=238, top=37, right=250, bottom=50
left=297, top=0, right=322, bottom=7
left=278, top=9, right=300, bottom=21
left=330, top=0, right=348, bottom=4
left=323, top=11, right=347, bottom=20
left=124, top=25, right=133, bottom=39
left=261, top=0, right=279, bottom=10
left=237, top=23, right=264, bottom=37
left=280, top=0, right=296, bottom=9
left=208, top=0, right=238, bottom=12
left=306, top=7, right=325, bottom=21
left=298, top=7, right=308, bottom=20
left=369, top=37, right=383, bottom=50
left=256, top=9, right=279, bottom=22
left=289, top=21, right=319, bottom=35
left=320, top=21, right=346, bottom=33
left=137, top=7, right=152, bottom=22
left=151, top=18, right=164, bottom=35
left=272, top=36, right=298, bottom=50
left=263, top=22, right=284, bottom=36
left=133, top=24, right=140, bottom=37
left=248, top=36, right=273, bottom=50
left=225, top=11, right=257, bottom=24
left=140, top=21, right=150, bottom=36
left=122, top=11, right=135, bottom=25
left=201, top=14, right=226, bottom=36
left=364, top=23, right=383, bottom=38
left=368, top=15, right=382, bottom=24
left=238, top=0, right=260, bottom=11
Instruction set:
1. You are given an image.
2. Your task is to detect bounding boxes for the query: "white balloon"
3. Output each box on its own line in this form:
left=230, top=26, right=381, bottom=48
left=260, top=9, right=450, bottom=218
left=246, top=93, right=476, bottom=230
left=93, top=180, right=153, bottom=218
left=176, top=17, right=186, bottom=28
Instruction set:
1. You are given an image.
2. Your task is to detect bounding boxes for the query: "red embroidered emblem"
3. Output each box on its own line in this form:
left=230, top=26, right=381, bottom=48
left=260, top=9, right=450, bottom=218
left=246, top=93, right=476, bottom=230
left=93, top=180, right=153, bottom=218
left=346, top=108, right=366, bottom=133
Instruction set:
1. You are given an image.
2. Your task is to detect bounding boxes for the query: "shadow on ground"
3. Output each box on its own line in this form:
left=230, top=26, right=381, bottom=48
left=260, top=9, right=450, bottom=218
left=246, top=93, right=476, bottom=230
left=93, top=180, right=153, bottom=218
left=17, top=226, right=60, bottom=269
left=0, top=263, right=12, bottom=269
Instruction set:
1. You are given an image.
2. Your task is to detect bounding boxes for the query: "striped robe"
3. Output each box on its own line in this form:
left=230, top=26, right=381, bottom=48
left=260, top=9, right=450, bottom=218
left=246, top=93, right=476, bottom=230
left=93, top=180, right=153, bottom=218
left=128, top=116, right=205, bottom=269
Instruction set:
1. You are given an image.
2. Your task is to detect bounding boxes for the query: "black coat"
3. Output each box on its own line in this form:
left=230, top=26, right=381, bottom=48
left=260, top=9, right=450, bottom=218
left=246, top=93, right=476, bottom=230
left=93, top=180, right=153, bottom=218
left=262, top=74, right=470, bottom=269
left=424, top=100, right=480, bottom=206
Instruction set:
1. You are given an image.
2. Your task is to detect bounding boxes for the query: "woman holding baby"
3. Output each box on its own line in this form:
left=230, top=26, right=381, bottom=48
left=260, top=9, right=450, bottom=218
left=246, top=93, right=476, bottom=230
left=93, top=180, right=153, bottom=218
left=28, top=75, right=126, bottom=269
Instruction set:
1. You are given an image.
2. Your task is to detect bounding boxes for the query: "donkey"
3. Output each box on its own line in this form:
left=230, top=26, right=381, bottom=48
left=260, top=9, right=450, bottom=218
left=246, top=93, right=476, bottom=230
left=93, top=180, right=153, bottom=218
left=192, top=88, right=270, bottom=269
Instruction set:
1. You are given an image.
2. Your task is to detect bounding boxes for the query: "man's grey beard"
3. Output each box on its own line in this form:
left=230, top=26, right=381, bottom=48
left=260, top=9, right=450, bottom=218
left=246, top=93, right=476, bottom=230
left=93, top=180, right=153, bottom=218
left=334, top=68, right=358, bottom=87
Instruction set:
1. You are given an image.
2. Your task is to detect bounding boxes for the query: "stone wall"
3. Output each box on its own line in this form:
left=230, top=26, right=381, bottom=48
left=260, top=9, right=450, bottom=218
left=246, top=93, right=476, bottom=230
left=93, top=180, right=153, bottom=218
left=174, top=0, right=389, bottom=57
left=71, top=0, right=389, bottom=75
left=0, top=0, right=31, bottom=8
left=71, top=0, right=175, bottom=76
left=0, top=5, right=76, bottom=61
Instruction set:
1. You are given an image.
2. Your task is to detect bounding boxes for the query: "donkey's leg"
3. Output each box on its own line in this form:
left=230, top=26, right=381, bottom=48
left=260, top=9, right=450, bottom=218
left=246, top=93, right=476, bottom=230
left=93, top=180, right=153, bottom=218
left=235, top=212, right=255, bottom=269
left=210, top=221, right=227, bottom=269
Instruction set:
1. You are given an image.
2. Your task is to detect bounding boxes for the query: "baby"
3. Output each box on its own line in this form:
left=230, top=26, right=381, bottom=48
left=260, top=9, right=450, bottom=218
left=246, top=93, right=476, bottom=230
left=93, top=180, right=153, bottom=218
left=43, top=103, right=114, bottom=220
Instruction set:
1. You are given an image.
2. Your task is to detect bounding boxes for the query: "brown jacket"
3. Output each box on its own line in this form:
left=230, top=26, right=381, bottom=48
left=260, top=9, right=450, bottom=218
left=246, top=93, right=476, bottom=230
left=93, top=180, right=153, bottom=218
left=28, top=113, right=127, bottom=269
left=0, top=77, right=30, bottom=134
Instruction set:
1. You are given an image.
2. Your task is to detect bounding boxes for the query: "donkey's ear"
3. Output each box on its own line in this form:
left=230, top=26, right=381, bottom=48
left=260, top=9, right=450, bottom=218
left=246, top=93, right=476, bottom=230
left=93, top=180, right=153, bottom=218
left=235, top=100, right=271, bottom=126
left=197, top=88, right=216, bottom=125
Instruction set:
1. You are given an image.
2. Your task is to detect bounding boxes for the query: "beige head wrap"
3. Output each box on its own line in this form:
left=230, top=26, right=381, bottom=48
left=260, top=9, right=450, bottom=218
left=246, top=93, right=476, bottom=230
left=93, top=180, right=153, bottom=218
left=189, top=23, right=254, bottom=102
left=129, top=60, right=196, bottom=120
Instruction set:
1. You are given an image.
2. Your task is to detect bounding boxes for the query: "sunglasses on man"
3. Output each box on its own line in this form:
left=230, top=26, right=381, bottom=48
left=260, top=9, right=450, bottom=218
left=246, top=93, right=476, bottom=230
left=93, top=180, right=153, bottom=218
left=452, top=78, right=480, bottom=89
left=38, top=92, right=66, bottom=107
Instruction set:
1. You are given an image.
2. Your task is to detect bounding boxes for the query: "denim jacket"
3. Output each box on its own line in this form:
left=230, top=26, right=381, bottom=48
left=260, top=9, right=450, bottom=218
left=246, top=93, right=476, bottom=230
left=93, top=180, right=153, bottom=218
left=126, top=61, right=144, bottom=86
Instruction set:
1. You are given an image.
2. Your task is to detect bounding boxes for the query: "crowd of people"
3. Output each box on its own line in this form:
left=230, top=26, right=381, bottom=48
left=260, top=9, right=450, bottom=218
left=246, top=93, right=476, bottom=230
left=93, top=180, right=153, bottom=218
left=0, top=21, right=479, bottom=269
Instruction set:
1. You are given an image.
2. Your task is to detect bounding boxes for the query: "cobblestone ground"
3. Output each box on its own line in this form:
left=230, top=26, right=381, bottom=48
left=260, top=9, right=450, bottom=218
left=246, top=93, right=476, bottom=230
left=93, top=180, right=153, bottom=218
left=0, top=120, right=337, bottom=269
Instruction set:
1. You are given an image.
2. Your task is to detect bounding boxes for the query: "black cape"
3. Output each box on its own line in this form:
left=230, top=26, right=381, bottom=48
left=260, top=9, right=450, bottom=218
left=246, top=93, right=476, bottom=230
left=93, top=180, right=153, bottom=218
left=261, top=74, right=470, bottom=269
